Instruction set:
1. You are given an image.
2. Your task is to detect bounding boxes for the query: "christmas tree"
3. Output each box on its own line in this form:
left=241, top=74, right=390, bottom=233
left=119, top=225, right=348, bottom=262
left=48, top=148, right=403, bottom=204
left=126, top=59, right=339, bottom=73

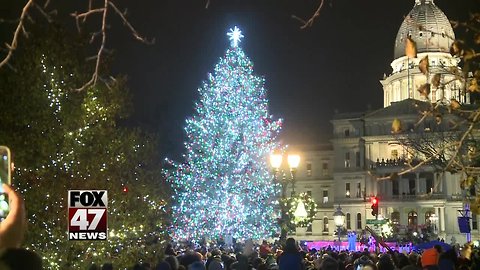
left=165, top=27, right=282, bottom=242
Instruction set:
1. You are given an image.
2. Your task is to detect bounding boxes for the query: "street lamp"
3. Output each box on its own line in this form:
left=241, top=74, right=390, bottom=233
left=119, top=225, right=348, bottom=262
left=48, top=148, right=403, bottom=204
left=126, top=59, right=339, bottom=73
left=333, top=205, right=345, bottom=251
left=270, top=152, right=300, bottom=243
left=288, top=154, right=300, bottom=195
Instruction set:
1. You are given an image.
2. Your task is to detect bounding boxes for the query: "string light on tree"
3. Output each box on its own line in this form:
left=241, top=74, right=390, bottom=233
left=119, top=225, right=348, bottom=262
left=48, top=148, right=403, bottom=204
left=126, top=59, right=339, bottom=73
left=8, top=50, right=168, bottom=269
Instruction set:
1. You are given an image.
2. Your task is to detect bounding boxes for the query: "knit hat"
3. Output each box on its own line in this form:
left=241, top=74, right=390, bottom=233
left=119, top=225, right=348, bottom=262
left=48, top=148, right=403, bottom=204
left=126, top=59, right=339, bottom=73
left=421, top=248, right=439, bottom=267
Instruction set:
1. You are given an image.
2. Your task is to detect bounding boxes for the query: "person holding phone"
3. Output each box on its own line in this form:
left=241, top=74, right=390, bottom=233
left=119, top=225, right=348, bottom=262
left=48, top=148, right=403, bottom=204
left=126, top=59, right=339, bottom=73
left=0, top=183, right=42, bottom=270
left=0, top=183, right=26, bottom=250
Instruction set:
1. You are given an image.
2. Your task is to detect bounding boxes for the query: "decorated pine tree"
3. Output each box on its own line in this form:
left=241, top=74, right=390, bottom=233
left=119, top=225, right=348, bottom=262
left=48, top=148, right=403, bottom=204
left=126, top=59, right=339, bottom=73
left=165, top=27, right=282, bottom=242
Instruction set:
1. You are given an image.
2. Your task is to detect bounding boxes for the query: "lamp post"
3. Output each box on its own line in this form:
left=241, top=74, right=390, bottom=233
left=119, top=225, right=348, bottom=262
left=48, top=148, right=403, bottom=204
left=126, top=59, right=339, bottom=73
left=333, top=205, right=345, bottom=251
left=287, top=154, right=300, bottom=195
left=270, top=152, right=300, bottom=244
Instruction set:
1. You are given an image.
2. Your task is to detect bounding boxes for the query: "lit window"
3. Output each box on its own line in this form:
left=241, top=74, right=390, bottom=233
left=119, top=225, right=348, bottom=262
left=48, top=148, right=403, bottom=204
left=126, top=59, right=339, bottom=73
left=357, top=213, right=362, bottom=229
left=322, top=162, right=329, bottom=176
left=306, top=162, right=312, bottom=177
left=391, top=212, right=400, bottom=225
left=323, top=217, right=329, bottom=232
left=345, top=152, right=350, bottom=168
left=346, top=183, right=351, bottom=198
left=425, top=211, right=434, bottom=226
left=408, top=211, right=418, bottom=228
left=356, top=183, right=361, bottom=198
left=391, top=149, right=398, bottom=159
left=323, top=190, right=328, bottom=204
left=356, top=151, right=361, bottom=167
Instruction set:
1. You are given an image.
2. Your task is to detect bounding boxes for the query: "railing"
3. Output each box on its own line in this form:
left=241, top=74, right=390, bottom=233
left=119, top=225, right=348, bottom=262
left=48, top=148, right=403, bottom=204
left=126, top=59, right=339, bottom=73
left=378, top=193, right=464, bottom=201
left=370, top=158, right=423, bottom=169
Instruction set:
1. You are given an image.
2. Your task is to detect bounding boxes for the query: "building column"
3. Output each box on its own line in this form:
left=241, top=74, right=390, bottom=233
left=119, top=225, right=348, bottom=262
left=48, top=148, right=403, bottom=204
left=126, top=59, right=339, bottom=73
left=435, top=207, right=440, bottom=232
left=438, top=172, right=443, bottom=193
left=383, top=179, right=387, bottom=197
left=399, top=177, right=403, bottom=196
left=440, top=207, right=445, bottom=232
left=415, top=173, right=420, bottom=195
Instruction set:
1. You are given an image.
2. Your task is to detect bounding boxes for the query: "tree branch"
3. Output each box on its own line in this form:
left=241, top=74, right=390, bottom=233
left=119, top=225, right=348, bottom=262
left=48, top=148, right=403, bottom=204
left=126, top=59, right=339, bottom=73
left=108, top=1, right=154, bottom=44
left=0, top=0, right=35, bottom=69
left=292, top=0, right=325, bottom=29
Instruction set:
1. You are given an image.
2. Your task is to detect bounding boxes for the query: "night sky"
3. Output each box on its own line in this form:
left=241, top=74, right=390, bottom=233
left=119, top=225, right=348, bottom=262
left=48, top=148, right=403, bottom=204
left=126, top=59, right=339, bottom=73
left=2, top=0, right=479, bottom=159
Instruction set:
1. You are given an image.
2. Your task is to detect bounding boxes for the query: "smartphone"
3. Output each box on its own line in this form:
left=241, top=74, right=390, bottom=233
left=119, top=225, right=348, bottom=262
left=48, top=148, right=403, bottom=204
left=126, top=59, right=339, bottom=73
left=0, top=146, right=11, bottom=220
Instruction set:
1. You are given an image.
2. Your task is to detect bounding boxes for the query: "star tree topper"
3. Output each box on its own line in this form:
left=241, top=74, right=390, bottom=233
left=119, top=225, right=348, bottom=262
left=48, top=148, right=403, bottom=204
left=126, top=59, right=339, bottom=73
left=227, top=26, right=244, bottom=47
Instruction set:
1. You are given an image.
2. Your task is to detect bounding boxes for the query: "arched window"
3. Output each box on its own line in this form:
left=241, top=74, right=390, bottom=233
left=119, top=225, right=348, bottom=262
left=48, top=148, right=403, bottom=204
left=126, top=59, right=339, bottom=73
left=408, top=211, right=418, bottom=228
left=391, top=212, right=400, bottom=225
left=357, top=213, right=362, bottom=229
left=425, top=211, right=434, bottom=226
left=346, top=213, right=351, bottom=229
left=323, top=217, right=329, bottom=232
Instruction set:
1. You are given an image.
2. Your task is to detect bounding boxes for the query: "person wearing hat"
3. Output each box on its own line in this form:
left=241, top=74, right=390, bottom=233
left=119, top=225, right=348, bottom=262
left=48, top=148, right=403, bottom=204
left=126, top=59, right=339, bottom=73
left=420, top=248, right=439, bottom=270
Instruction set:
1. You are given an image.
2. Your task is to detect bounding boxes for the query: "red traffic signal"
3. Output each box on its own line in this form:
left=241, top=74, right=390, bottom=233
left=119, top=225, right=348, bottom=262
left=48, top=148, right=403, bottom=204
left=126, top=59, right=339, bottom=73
left=371, top=196, right=379, bottom=217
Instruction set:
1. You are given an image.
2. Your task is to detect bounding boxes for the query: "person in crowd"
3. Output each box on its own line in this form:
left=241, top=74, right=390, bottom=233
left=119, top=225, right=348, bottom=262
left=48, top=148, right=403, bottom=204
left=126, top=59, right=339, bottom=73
left=189, top=261, right=206, bottom=270
left=102, top=262, right=113, bottom=270
left=165, top=243, right=178, bottom=256
left=156, top=260, right=172, bottom=270
left=376, top=253, right=395, bottom=270
left=421, top=247, right=439, bottom=270
left=0, top=183, right=43, bottom=270
left=259, top=240, right=272, bottom=259
left=206, top=249, right=222, bottom=269
left=0, top=184, right=26, bottom=250
left=207, top=258, right=223, bottom=270
left=319, top=254, right=339, bottom=270
left=437, top=248, right=456, bottom=270
left=164, top=255, right=180, bottom=270
left=277, top=238, right=304, bottom=270
left=230, top=253, right=250, bottom=270
left=179, top=251, right=204, bottom=268
left=354, top=255, right=377, bottom=270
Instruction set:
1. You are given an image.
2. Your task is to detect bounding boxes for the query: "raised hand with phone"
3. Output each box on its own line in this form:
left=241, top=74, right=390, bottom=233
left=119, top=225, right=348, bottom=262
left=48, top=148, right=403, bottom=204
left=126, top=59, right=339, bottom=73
left=0, top=146, right=27, bottom=249
left=0, top=146, right=12, bottom=220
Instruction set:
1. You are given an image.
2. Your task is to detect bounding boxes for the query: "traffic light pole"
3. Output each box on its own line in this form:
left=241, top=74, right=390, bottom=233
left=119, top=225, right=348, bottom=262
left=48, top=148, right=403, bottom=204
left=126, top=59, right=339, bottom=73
left=371, top=196, right=380, bottom=253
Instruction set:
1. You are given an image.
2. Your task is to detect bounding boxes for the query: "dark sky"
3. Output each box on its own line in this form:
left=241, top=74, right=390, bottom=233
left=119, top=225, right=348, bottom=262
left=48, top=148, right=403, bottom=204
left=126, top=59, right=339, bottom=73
left=3, top=0, right=479, bottom=159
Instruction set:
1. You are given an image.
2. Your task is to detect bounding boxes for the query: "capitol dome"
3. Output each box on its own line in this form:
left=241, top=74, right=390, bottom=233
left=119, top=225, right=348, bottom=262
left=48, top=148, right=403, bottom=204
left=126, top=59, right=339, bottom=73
left=393, top=0, right=455, bottom=59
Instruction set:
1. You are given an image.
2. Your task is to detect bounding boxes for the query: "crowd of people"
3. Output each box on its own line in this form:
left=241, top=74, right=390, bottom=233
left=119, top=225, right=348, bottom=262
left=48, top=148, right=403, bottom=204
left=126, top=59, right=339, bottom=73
left=144, top=237, right=480, bottom=270
left=0, top=183, right=480, bottom=270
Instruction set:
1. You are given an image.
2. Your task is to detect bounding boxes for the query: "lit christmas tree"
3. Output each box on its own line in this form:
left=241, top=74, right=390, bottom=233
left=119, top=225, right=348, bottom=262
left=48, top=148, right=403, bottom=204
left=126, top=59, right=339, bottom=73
left=165, top=26, right=282, bottom=242
left=0, top=25, right=169, bottom=269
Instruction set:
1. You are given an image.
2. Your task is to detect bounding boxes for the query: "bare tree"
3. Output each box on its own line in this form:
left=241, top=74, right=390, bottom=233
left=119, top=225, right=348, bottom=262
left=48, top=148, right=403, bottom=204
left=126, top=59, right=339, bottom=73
left=0, top=0, right=153, bottom=91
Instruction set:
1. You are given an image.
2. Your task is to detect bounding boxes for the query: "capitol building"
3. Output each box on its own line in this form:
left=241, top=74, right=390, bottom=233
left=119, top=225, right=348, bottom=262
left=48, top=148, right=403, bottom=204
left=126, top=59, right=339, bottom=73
left=283, top=0, right=477, bottom=245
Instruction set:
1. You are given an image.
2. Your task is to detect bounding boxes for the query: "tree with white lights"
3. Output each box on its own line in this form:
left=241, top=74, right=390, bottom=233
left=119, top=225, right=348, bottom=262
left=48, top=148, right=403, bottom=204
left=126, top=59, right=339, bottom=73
left=165, top=26, right=282, bottom=242
left=0, top=25, right=169, bottom=269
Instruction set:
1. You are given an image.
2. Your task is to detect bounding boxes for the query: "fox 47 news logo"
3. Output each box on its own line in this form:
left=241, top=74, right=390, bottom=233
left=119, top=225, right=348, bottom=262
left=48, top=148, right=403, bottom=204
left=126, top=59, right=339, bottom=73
left=68, top=190, right=107, bottom=240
